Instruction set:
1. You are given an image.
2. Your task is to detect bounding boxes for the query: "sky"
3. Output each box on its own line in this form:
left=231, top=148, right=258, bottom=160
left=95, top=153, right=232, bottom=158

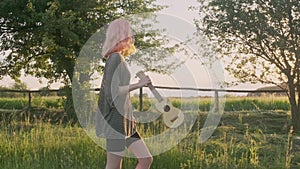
left=0, top=0, right=266, bottom=95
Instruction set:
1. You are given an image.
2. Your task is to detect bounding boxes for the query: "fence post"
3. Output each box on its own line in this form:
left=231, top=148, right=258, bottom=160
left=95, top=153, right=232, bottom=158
left=214, top=90, right=219, bottom=113
left=28, top=91, right=32, bottom=108
left=139, top=87, right=143, bottom=111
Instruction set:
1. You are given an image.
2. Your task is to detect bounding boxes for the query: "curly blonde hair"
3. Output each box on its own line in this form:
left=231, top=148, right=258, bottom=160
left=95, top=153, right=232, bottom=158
left=102, top=19, right=135, bottom=58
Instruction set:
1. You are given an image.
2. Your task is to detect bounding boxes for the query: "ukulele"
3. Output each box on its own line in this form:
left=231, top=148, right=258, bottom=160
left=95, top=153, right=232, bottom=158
left=136, top=71, right=184, bottom=128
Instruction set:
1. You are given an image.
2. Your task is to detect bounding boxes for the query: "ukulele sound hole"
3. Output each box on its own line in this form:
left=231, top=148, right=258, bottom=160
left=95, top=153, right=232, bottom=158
left=164, top=105, right=170, bottom=112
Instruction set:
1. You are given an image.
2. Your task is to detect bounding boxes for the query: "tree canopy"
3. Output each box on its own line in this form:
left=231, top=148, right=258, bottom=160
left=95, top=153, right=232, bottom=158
left=195, top=0, right=300, bottom=131
left=0, top=0, right=163, bottom=85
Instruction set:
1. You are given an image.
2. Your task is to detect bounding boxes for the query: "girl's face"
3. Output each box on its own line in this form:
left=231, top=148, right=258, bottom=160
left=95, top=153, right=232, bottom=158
left=118, top=36, right=136, bottom=57
left=105, top=35, right=136, bottom=59
left=128, top=36, right=135, bottom=44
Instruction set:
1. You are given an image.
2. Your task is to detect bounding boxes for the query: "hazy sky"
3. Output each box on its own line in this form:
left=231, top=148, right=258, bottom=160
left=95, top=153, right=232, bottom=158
left=155, top=0, right=265, bottom=89
left=0, top=0, right=265, bottom=94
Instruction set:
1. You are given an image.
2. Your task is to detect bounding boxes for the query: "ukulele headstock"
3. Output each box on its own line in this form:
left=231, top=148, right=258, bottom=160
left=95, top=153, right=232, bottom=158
left=136, top=71, right=146, bottom=79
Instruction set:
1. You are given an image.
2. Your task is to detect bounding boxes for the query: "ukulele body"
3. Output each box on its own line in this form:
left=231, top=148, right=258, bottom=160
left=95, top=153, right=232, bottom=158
left=136, top=71, right=184, bottom=128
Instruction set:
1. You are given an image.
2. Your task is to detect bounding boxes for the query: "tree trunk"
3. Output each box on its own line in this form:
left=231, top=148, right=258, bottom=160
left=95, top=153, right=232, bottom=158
left=291, top=101, right=300, bottom=132
left=296, top=88, right=300, bottom=131
left=288, top=81, right=300, bottom=132
left=290, top=134, right=300, bottom=168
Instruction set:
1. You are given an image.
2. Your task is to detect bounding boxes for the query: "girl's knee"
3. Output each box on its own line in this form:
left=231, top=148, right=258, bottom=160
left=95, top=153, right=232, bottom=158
left=138, top=156, right=153, bottom=166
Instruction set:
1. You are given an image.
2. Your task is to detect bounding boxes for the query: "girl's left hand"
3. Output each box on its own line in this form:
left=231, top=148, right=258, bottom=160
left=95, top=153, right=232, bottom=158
left=138, top=75, right=151, bottom=87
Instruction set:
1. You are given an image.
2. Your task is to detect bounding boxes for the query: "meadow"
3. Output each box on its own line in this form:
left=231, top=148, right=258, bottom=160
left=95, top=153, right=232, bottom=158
left=0, top=95, right=298, bottom=169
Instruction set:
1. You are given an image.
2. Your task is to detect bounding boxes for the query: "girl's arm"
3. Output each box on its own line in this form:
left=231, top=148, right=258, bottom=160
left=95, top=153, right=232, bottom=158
left=118, top=76, right=151, bottom=95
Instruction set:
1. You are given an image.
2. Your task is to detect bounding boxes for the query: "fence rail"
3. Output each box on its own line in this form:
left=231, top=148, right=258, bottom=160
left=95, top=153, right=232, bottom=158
left=0, top=87, right=288, bottom=110
left=137, top=86, right=287, bottom=112
left=0, top=89, right=60, bottom=108
left=144, top=86, right=288, bottom=93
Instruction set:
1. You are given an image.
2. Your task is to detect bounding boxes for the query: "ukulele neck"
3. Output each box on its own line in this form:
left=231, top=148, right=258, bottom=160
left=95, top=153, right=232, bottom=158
left=147, top=83, right=164, bottom=102
left=136, top=71, right=164, bottom=102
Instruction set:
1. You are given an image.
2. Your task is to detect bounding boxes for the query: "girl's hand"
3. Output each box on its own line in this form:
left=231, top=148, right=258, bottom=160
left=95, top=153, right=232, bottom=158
left=138, top=75, right=151, bottom=87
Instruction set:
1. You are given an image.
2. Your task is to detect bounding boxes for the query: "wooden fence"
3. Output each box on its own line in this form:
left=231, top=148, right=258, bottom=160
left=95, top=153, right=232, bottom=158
left=0, top=86, right=287, bottom=111
left=0, top=89, right=60, bottom=108
left=137, top=86, right=287, bottom=112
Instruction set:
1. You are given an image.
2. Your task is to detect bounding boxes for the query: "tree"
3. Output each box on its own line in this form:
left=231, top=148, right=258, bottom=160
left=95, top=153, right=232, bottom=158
left=0, top=0, right=165, bottom=118
left=195, top=0, right=300, bottom=132
left=0, top=0, right=162, bottom=84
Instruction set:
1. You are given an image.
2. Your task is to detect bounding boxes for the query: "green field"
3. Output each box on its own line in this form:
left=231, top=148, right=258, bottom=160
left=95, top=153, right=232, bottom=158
left=0, top=96, right=298, bottom=169
left=0, top=95, right=290, bottom=111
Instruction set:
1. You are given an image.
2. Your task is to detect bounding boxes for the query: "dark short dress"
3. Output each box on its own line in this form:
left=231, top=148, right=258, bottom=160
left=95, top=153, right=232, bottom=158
left=96, top=53, right=136, bottom=139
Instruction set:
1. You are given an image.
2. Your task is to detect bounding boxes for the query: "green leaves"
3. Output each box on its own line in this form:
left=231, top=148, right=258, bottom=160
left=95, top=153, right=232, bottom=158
left=0, top=0, right=162, bottom=85
left=196, top=0, right=300, bottom=86
left=196, top=0, right=300, bottom=131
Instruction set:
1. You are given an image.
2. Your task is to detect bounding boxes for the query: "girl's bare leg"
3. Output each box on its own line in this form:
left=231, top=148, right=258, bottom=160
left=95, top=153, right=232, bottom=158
left=128, top=140, right=153, bottom=169
left=105, top=151, right=124, bottom=169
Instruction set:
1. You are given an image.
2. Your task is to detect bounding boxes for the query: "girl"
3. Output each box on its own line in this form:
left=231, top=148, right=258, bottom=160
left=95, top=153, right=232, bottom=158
left=97, top=19, right=153, bottom=169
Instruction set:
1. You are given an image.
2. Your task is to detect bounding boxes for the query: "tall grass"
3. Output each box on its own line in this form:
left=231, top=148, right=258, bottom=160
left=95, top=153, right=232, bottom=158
left=0, top=113, right=106, bottom=169
left=0, top=108, right=292, bottom=169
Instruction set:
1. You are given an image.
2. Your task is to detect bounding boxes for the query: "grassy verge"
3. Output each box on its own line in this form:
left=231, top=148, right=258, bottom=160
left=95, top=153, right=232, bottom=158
left=0, top=96, right=290, bottom=112
left=0, top=108, right=293, bottom=169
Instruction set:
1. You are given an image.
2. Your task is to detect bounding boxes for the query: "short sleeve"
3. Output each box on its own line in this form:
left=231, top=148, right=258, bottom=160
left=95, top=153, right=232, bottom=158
left=103, top=53, right=122, bottom=107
